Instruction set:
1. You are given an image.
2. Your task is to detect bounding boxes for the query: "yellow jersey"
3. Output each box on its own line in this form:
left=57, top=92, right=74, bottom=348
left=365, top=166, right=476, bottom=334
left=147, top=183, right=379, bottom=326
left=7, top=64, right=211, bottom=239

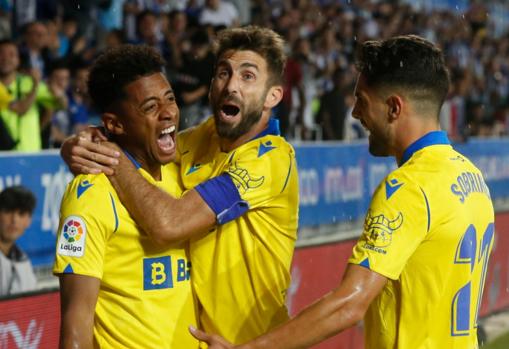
left=53, top=162, right=199, bottom=349
left=177, top=116, right=299, bottom=343
left=349, top=131, right=494, bottom=349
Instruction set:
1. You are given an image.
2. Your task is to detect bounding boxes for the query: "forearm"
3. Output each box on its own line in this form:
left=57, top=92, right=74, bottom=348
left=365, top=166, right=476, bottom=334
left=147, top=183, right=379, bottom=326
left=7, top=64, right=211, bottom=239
left=60, top=319, right=94, bottom=349
left=59, top=275, right=99, bottom=349
left=107, top=157, right=190, bottom=245
left=9, top=88, right=37, bottom=115
left=238, top=288, right=362, bottom=349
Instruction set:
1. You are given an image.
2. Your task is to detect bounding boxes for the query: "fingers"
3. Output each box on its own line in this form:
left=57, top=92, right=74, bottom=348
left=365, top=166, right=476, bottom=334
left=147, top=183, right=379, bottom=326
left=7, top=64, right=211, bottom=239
left=70, top=156, right=115, bottom=176
left=88, top=126, right=109, bottom=142
left=74, top=137, right=120, bottom=166
left=189, top=326, right=210, bottom=342
left=189, top=326, right=233, bottom=349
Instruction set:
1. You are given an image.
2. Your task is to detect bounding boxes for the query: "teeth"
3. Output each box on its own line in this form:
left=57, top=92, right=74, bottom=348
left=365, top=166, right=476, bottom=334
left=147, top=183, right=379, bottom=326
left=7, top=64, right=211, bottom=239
left=161, top=125, right=175, bottom=135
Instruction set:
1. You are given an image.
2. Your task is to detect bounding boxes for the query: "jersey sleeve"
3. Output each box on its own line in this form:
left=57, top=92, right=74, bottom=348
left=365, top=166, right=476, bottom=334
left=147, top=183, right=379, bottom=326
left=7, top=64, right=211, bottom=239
left=196, top=136, right=296, bottom=224
left=53, top=176, right=115, bottom=280
left=348, top=174, right=429, bottom=280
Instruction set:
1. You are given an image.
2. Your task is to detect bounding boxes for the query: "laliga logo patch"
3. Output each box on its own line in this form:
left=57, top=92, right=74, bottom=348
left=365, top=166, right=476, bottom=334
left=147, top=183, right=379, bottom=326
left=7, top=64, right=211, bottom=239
left=364, top=210, right=403, bottom=248
left=57, top=216, right=86, bottom=257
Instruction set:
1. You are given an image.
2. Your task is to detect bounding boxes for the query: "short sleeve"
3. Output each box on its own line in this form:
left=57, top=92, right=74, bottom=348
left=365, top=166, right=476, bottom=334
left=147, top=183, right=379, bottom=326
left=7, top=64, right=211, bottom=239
left=196, top=136, right=296, bottom=224
left=53, top=176, right=114, bottom=280
left=348, top=175, right=429, bottom=280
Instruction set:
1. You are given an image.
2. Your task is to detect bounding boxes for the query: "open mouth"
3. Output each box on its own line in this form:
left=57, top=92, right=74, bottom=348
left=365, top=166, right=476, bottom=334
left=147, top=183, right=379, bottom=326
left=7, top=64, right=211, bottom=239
left=157, top=125, right=176, bottom=153
left=221, top=103, right=240, bottom=119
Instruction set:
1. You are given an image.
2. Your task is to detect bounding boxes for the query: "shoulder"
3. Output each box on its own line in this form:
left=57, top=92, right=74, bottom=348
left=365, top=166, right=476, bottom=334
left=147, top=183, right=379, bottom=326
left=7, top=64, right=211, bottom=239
left=177, top=116, right=215, bottom=150
left=235, top=135, right=295, bottom=161
left=61, top=173, right=111, bottom=209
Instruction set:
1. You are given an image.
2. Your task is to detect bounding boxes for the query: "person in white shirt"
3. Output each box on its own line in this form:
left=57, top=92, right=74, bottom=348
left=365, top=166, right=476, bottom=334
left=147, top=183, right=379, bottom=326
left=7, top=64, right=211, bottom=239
left=0, top=186, right=37, bottom=296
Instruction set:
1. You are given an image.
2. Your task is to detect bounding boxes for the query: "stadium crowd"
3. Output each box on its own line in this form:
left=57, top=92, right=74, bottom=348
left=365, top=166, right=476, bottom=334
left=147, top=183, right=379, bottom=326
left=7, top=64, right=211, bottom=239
left=0, top=0, right=508, bottom=151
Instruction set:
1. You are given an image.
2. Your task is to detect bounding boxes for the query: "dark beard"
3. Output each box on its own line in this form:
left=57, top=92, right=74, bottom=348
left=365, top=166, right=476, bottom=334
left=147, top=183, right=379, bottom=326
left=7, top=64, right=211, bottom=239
left=214, top=93, right=265, bottom=140
left=215, top=107, right=263, bottom=140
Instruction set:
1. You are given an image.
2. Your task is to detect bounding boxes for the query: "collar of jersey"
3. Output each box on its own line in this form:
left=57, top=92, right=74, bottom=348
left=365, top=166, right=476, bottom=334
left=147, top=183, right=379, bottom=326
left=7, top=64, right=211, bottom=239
left=250, top=117, right=280, bottom=141
left=123, top=150, right=142, bottom=169
left=400, top=130, right=450, bottom=166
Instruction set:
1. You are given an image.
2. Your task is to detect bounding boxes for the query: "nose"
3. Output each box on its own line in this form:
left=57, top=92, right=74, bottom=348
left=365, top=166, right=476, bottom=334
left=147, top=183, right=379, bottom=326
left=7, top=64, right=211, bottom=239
left=160, top=100, right=178, bottom=121
left=225, top=73, right=240, bottom=95
left=351, top=102, right=360, bottom=120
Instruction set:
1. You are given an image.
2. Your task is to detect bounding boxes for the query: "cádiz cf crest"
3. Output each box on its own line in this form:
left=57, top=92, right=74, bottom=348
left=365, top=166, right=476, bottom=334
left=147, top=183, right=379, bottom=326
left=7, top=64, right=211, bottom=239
left=364, top=210, right=403, bottom=248
left=228, top=161, right=264, bottom=195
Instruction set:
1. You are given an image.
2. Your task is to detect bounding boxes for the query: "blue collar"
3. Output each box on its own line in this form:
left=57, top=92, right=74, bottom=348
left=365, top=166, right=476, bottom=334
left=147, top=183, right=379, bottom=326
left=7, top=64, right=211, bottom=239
left=123, top=150, right=142, bottom=169
left=251, top=118, right=281, bottom=141
left=400, top=131, right=450, bottom=166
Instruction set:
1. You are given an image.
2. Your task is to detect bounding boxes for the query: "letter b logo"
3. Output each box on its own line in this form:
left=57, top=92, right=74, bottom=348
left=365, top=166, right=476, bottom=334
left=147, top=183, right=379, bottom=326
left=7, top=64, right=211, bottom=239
left=144, top=256, right=173, bottom=290
left=151, top=262, right=167, bottom=285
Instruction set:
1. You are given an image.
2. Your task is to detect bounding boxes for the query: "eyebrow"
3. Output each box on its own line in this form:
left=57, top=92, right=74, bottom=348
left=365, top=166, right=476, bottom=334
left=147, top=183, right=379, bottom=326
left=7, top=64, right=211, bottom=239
left=139, top=88, right=174, bottom=106
left=216, top=60, right=259, bottom=72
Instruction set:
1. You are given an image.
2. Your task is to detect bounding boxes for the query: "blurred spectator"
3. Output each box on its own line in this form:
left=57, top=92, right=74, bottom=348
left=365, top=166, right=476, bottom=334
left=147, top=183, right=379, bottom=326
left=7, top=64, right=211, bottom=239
left=279, top=41, right=304, bottom=139
left=343, top=92, right=367, bottom=142
left=0, top=39, right=63, bottom=151
left=199, top=0, right=239, bottom=28
left=173, top=28, right=214, bottom=129
left=317, top=68, right=348, bottom=140
left=0, top=0, right=11, bottom=40
left=49, top=62, right=91, bottom=148
left=0, top=0, right=506, bottom=141
left=132, top=9, right=168, bottom=56
left=18, top=21, right=52, bottom=77
left=0, top=185, right=37, bottom=296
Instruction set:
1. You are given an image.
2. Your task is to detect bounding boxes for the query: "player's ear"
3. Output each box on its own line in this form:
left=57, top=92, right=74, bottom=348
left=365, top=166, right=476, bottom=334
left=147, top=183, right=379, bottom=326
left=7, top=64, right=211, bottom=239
left=386, top=95, right=403, bottom=122
left=264, top=85, right=283, bottom=109
left=102, top=112, right=125, bottom=135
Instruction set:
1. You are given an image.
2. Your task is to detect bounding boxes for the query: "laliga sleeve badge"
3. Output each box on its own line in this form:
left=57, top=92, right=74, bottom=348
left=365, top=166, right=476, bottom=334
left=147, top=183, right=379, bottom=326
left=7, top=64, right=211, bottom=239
left=57, top=216, right=86, bottom=257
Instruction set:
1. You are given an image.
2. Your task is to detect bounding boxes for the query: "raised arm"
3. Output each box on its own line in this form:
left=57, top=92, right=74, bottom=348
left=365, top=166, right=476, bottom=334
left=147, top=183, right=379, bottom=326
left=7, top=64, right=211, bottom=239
left=191, top=264, right=387, bottom=349
left=59, top=274, right=100, bottom=349
left=107, top=150, right=216, bottom=246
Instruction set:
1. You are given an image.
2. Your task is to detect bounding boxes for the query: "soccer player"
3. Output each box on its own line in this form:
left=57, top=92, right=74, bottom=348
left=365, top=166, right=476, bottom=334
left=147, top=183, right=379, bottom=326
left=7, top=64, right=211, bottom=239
left=53, top=45, right=198, bottom=348
left=191, top=35, right=495, bottom=349
left=61, top=26, right=299, bottom=345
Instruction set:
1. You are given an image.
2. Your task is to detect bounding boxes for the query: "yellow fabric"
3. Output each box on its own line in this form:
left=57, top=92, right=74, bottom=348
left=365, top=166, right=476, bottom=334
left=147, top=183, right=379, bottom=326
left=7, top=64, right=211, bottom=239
left=0, top=74, right=58, bottom=151
left=0, top=82, right=13, bottom=110
left=177, top=116, right=299, bottom=343
left=53, top=163, right=199, bottom=349
left=349, top=144, right=494, bottom=349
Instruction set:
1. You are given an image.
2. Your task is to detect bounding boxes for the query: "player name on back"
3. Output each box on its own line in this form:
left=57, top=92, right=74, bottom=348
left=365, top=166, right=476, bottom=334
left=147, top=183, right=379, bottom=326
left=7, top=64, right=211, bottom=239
left=450, top=171, right=490, bottom=203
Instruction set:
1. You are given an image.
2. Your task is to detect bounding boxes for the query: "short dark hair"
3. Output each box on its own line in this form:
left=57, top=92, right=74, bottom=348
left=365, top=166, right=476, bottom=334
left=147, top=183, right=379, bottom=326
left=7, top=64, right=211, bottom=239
left=214, top=26, right=286, bottom=86
left=355, top=35, right=450, bottom=117
left=0, top=39, right=17, bottom=49
left=87, top=44, right=166, bottom=112
left=0, top=186, right=36, bottom=215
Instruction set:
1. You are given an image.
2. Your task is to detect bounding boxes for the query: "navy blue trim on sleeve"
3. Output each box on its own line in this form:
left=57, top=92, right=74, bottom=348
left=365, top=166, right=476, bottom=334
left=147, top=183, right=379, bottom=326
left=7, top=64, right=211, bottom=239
left=195, top=173, right=249, bottom=225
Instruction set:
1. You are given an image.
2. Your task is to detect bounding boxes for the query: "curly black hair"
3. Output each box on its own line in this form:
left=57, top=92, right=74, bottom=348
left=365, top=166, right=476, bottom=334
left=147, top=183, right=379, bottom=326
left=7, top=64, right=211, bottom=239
left=87, top=44, right=166, bottom=112
left=355, top=35, right=450, bottom=117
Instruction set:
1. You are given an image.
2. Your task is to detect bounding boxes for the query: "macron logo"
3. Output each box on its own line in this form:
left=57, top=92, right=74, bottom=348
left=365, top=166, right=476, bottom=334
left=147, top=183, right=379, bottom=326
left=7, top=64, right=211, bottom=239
left=77, top=180, right=93, bottom=199
left=258, top=141, right=276, bottom=157
left=186, top=163, right=201, bottom=175
left=385, top=178, right=404, bottom=200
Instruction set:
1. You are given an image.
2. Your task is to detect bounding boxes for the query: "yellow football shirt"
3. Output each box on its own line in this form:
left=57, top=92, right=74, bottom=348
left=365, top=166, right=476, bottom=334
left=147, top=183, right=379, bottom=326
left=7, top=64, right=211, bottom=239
left=177, top=116, right=299, bottom=343
left=53, top=163, right=199, bottom=349
left=349, top=131, right=494, bottom=349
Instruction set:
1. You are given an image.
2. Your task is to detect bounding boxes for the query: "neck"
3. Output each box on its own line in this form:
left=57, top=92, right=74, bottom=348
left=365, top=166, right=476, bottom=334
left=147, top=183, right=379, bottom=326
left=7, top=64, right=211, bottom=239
left=218, top=113, right=270, bottom=153
left=0, top=240, right=13, bottom=257
left=394, top=119, right=440, bottom=164
left=120, top=143, right=162, bottom=180
left=0, top=72, right=16, bottom=86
